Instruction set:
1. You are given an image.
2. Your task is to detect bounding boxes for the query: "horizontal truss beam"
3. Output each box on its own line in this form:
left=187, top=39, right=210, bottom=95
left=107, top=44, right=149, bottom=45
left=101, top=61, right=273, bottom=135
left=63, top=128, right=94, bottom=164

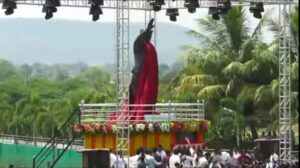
left=7, top=0, right=295, bottom=10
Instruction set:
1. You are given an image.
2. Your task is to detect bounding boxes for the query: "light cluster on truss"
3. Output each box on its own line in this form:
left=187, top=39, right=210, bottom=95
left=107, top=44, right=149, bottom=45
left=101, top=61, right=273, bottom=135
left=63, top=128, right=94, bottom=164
left=2, top=0, right=265, bottom=21
left=1, top=0, right=105, bottom=21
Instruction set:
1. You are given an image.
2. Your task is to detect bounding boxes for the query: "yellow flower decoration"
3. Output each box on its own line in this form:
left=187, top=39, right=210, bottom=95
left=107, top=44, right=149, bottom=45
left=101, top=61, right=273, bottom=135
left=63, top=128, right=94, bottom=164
left=183, top=121, right=190, bottom=130
left=189, top=120, right=199, bottom=132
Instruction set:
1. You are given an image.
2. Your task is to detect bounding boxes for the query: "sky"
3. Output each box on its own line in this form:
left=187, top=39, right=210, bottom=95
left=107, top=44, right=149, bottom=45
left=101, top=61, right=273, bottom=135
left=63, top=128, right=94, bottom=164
left=1, top=5, right=209, bottom=30
left=0, top=4, right=278, bottom=33
left=0, top=4, right=278, bottom=66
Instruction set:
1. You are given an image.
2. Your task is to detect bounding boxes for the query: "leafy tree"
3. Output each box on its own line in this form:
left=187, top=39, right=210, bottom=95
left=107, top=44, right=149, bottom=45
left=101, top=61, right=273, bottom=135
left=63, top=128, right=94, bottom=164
left=177, top=6, right=277, bottom=140
left=0, top=60, right=114, bottom=137
left=0, top=59, right=18, bottom=81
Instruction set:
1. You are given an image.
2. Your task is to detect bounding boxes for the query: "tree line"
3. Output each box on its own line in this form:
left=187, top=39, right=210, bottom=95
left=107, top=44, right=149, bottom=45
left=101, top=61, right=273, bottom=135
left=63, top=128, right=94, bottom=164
left=0, top=60, right=115, bottom=137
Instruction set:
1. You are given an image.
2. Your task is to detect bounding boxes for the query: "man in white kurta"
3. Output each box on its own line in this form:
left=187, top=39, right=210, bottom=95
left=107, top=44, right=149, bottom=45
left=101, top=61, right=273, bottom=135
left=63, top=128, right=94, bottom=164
left=169, top=149, right=181, bottom=168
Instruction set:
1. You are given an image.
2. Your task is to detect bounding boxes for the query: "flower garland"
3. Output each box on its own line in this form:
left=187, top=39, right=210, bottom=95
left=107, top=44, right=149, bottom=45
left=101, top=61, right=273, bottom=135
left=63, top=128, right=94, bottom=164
left=73, top=120, right=210, bottom=135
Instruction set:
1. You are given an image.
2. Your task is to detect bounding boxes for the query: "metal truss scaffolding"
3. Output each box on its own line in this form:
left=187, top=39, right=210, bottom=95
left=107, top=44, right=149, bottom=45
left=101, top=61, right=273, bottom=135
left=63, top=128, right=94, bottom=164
left=12, top=0, right=292, bottom=9
left=1, top=0, right=298, bottom=166
left=116, top=0, right=130, bottom=163
left=278, top=1, right=294, bottom=166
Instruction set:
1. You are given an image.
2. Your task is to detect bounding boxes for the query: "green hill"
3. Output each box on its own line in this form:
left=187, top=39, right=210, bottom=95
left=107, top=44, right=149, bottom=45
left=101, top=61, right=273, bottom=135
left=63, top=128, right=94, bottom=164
left=0, top=19, right=199, bottom=66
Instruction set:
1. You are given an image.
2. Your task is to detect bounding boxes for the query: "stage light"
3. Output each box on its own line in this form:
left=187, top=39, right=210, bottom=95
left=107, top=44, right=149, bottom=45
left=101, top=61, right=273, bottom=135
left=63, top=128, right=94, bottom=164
left=88, top=0, right=103, bottom=21
left=184, top=0, right=200, bottom=14
left=249, top=2, right=264, bottom=12
left=42, top=6, right=57, bottom=20
left=2, top=0, right=17, bottom=15
left=153, top=4, right=161, bottom=12
left=89, top=5, right=103, bottom=21
left=92, top=14, right=99, bottom=21
left=148, top=0, right=165, bottom=12
left=45, top=10, right=54, bottom=20
left=253, top=12, right=262, bottom=19
left=88, top=0, right=104, bottom=6
left=42, top=0, right=60, bottom=20
left=166, top=8, right=179, bottom=22
left=217, top=0, right=231, bottom=15
left=249, top=2, right=264, bottom=19
left=208, top=7, right=220, bottom=20
left=212, top=13, right=220, bottom=20
left=45, top=0, right=60, bottom=7
left=208, top=6, right=217, bottom=15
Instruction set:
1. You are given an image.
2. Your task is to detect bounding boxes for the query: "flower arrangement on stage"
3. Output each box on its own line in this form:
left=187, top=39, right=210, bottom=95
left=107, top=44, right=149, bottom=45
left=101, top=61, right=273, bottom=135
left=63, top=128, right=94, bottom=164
left=73, top=120, right=210, bottom=135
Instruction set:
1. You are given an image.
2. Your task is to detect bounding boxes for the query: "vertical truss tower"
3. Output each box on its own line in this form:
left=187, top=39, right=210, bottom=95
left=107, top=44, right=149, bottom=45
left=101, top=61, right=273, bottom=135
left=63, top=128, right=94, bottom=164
left=278, top=1, right=294, bottom=165
left=116, top=0, right=130, bottom=161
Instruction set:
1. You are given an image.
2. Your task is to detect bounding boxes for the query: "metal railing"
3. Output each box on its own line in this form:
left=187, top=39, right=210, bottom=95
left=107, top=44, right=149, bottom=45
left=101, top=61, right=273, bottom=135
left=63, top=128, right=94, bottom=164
left=80, top=101, right=205, bottom=124
left=0, top=134, right=83, bottom=149
left=32, top=110, right=80, bottom=168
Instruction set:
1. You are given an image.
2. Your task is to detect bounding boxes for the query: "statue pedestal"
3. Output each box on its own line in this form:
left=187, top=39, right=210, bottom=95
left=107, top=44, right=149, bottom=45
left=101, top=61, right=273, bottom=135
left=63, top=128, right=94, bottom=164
left=83, top=131, right=204, bottom=155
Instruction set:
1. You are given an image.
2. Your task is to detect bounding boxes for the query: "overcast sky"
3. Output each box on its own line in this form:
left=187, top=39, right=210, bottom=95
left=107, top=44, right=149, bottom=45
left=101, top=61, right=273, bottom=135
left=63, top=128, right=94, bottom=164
left=0, top=4, right=281, bottom=66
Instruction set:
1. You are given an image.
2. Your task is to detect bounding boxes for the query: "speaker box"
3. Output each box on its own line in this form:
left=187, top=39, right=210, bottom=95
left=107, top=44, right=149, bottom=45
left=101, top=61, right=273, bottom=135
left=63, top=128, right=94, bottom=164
left=80, top=149, right=110, bottom=168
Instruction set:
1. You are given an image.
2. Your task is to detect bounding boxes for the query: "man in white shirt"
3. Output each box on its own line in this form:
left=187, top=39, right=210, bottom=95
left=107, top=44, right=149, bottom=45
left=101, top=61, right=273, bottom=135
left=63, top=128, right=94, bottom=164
left=265, top=161, right=279, bottom=168
left=137, top=153, right=149, bottom=168
left=110, top=150, right=117, bottom=168
left=270, top=151, right=279, bottom=163
left=184, top=148, right=208, bottom=168
left=219, top=150, right=230, bottom=166
left=268, top=150, right=279, bottom=168
left=130, top=154, right=140, bottom=168
left=145, top=149, right=162, bottom=168
left=211, top=149, right=222, bottom=165
left=129, top=148, right=143, bottom=168
left=233, top=148, right=240, bottom=159
left=169, top=148, right=181, bottom=168
left=198, top=157, right=209, bottom=168
left=196, top=151, right=209, bottom=168
left=209, top=159, right=221, bottom=168
left=156, top=145, right=167, bottom=160
left=181, top=154, right=192, bottom=168
left=228, top=150, right=239, bottom=168
left=113, top=154, right=128, bottom=168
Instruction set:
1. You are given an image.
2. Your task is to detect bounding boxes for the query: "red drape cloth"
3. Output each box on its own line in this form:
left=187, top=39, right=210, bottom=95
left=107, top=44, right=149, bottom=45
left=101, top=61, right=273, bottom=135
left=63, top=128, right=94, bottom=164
left=109, top=41, right=158, bottom=122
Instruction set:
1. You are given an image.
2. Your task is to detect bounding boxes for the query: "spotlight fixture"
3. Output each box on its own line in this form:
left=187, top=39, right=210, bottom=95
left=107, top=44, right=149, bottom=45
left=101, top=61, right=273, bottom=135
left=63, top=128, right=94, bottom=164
left=249, top=2, right=264, bottom=19
left=88, top=0, right=104, bottom=6
left=2, top=0, right=17, bottom=15
left=42, top=0, right=60, bottom=20
left=208, top=7, right=220, bottom=20
left=89, top=5, right=103, bottom=21
left=217, top=0, right=231, bottom=15
left=253, top=12, right=262, bottom=19
left=88, top=0, right=104, bottom=21
left=212, top=13, right=220, bottom=20
left=153, top=5, right=161, bottom=12
left=148, top=0, right=165, bottom=12
left=184, top=0, right=200, bottom=14
left=166, top=8, right=179, bottom=22
left=44, top=7, right=55, bottom=20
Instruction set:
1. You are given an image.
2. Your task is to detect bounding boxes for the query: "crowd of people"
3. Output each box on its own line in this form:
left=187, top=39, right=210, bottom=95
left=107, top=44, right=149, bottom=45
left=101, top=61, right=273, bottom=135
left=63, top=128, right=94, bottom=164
left=109, top=142, right=298, bottom=168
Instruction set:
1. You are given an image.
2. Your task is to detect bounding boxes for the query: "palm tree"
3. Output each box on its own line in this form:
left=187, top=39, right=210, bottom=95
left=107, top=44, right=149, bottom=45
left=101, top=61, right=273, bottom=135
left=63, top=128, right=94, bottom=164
left=217, top=97, right=246, bottom=147
left=291, top=5, right=299, bottom=53
left=263, top=5, right=299, bottom=132
left=177, top=6, right=277, bottom=140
